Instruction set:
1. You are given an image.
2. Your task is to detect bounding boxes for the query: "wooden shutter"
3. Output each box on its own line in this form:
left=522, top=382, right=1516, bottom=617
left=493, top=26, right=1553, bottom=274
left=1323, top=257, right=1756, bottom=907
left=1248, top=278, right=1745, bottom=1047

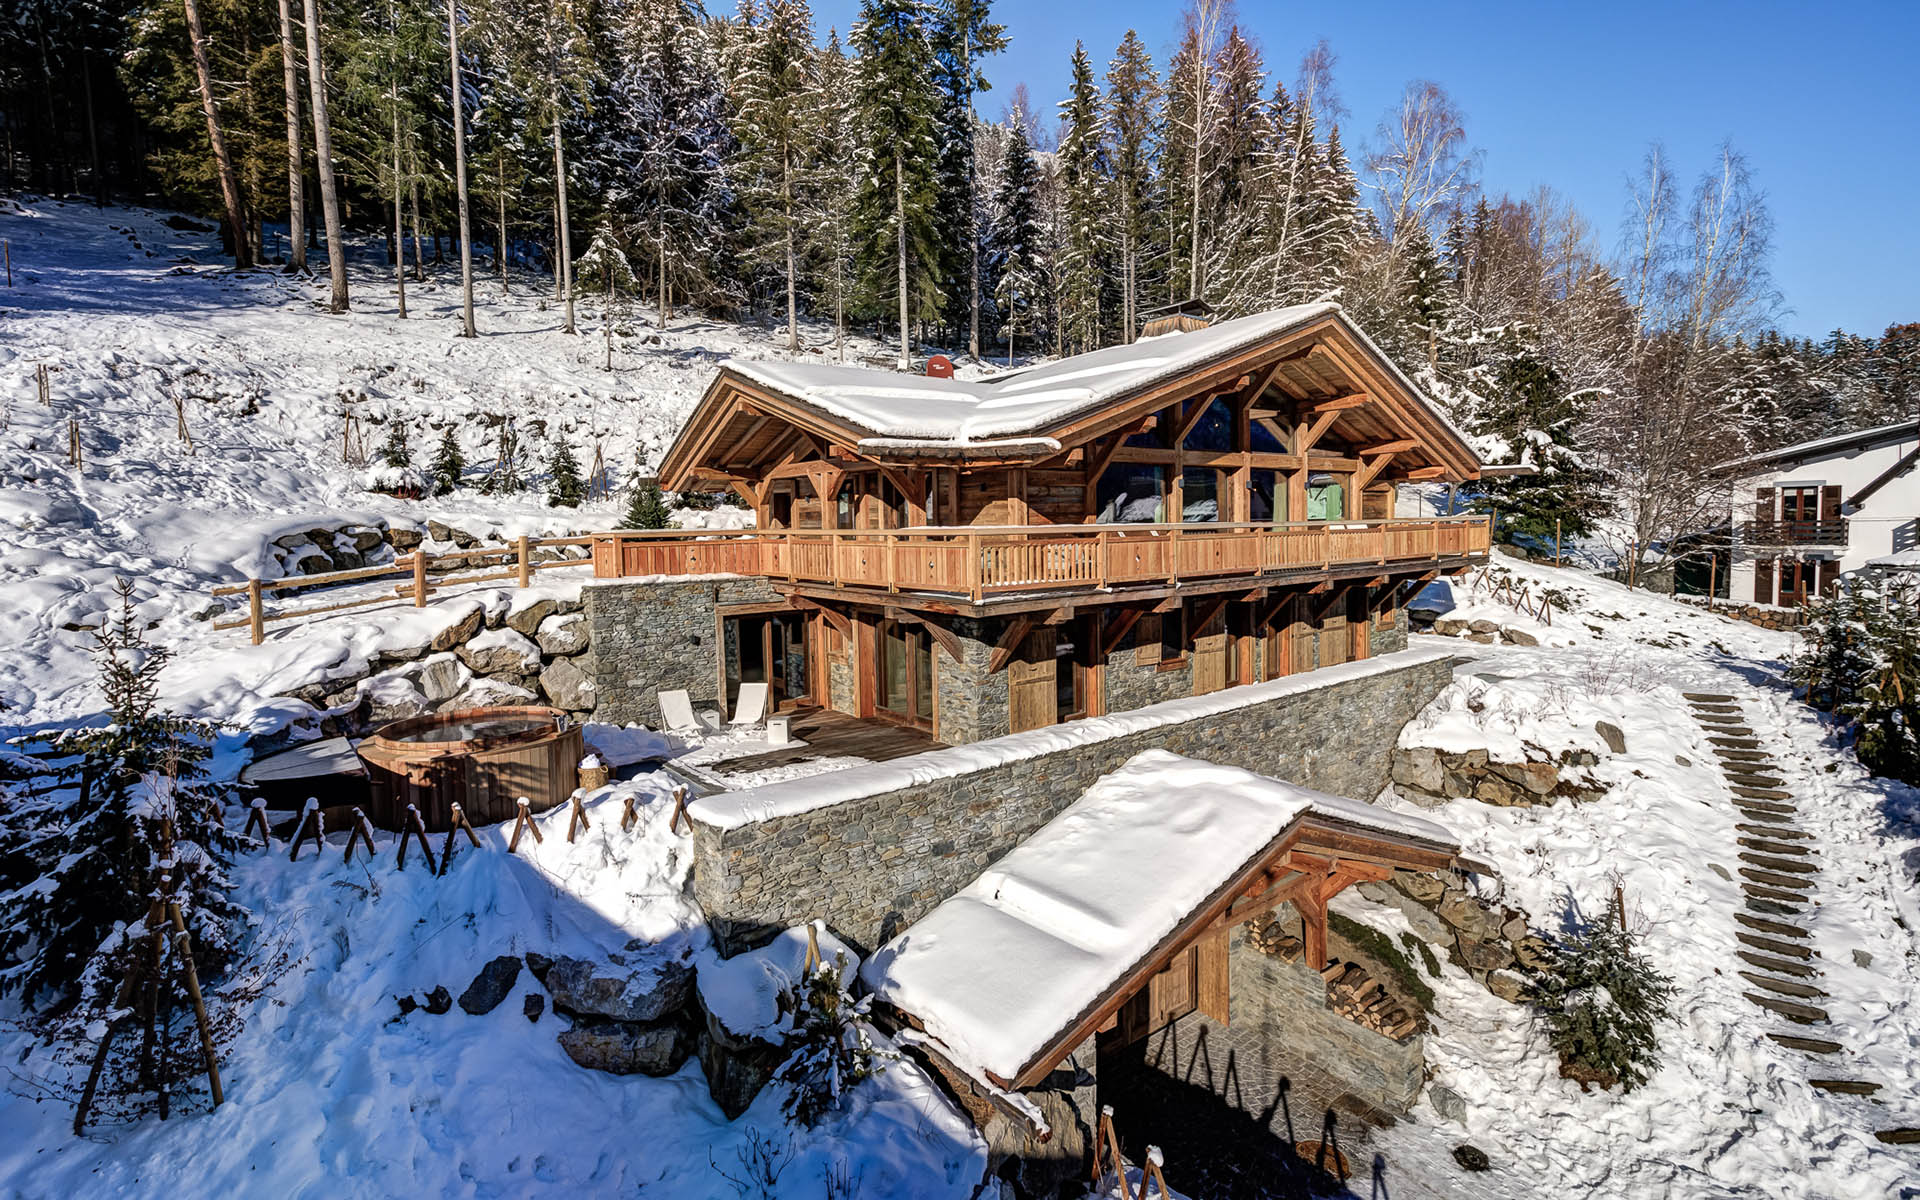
left=1318, top=593, right=1350, bottom=667
left=1192, top=607, right=1229, bottom=696
left=1134, top=614, right=1162, bottom=667
left=1196, top=932, right=1230, bottom=1024
left=1820, top=485, right=1842, bottom=523
left=1290, top=596, right=1317, bottom=672
left=1008, top=629, right=1058, bottom=733
left=1754, top=558, right=1775, bottom=605
left=1754, top=486, right=1776, bottom=522
left=1348, top=587, right=1371, bottom=661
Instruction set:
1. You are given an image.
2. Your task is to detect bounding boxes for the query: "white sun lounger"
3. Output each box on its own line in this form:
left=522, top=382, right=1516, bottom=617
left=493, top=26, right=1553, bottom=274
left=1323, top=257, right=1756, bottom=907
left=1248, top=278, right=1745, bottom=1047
left=728, top=682, right=770, bottom=729
left=658, top=689, right=717, bottom=735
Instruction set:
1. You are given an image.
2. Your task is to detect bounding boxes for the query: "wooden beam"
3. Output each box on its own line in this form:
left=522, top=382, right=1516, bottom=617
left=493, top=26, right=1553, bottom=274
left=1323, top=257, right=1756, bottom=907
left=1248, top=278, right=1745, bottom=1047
left=1237, top=359, right=1287, bottom=409
left=1309, top=392, right=1370, bottom=414
left=1173, top=393, right=1220, bottom=445
left=1100, top=607, right=1144, bottom=657
left=1353, top=451, right=1398, bottom=493
left=891, top=609, right=962, bottom=662
left=1038, top=605, right=1075, bottom=626
left=985, top=615, right=1036, bottom=674
left=1402, top=466, right=1448, bottom=481
left=1294, top=409, right=1342, bottom=456
left=787, top=596, right=852, bottom=641
left=1355, top=438, right=1418, bottom=457
left=1311, top=583, right=1350, bottom=623
left=1189, top=593, right=1232, bottom=640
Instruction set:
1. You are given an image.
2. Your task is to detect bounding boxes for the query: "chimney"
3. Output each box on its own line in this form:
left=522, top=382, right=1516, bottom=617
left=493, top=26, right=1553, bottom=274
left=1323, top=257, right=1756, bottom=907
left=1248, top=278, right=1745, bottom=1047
left=923, top=354, right=956, bottom=379
left=1140, top=298, right=1216, bottom=339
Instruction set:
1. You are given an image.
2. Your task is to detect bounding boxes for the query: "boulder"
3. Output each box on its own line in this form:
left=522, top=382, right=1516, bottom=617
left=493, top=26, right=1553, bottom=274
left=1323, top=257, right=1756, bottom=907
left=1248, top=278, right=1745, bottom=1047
left=458, top=956, right=524, bottom=1015
left=697, top=1010, right=787, bottom=1119
left=423, top=985, right=453, bottom=1015
left=344, top=525, right=386, bottom=552
left=507, top=597, right=561, bottom=637
left=536, top=612, right=591, bottom=656
left=558, top=1017, right=692, bottom=1076
left=404, top=654, right=466, bottom=704
left=1391, top=747, right=1443, bottom=795
left=1468, top=619, right=1500, bottom=634
left=1512, top=935, right=1554, bottom=971
left=524, top=994, right=545, bottom=1023
left=1431, top=618, right=1470, bottom=637
left=1428, top=1083, right=1468, bottom=1124
left=430, top=604, right=486, bottom=653
left=525, top=951, right=555, bottom=982
left=1474, top=775, right=1520, bottom=806
left=1500, top=627, right=1540, bottom=647
left=453, top=677, right=537, bottom=709
left=389, top=526, right=424, bottom=551
left=365, top=677, right=428, bottom=725
left=1392, top=870, right=1447, bottom=905
left=1453, top=1144, right=1491, bottom=1172
left=1389, top=895, right=1454, bottom=947
left=1500, top=915, right=1531, bottom=943
left=426, top=519, right=457, bottom=543
left=1486, top=969, right=1529, bottom=1004
left=1465, top=631, right=1497, bottom=644
left=1595, top=720, right=1627, bottom=755
left=1437, top=894, right=1503, bottom=942
left=539, top=658, right=595, bottom=712
left=544, top=953, right=692, bottom=1023
left=458, top=627, right=542, bottom=676
left=1455, top=938, right=1515, bottom=972
left=1508, top=760, right=1560, bottom=796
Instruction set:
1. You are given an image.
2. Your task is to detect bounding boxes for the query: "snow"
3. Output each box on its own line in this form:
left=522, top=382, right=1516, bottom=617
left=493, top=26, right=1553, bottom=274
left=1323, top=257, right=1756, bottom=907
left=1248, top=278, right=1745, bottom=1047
left=695, top=645, right=1459, bottom=830
left=860, top=750, right=1456, bottom=1085
left=697, top=921, right=860, bottom=1042
left=724, top=304, right=1340, bottom=443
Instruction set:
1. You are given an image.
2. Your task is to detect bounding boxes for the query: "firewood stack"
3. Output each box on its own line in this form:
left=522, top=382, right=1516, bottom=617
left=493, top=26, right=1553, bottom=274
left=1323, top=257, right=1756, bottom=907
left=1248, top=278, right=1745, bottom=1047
left=1320, top=960, right=1421, bottom=1042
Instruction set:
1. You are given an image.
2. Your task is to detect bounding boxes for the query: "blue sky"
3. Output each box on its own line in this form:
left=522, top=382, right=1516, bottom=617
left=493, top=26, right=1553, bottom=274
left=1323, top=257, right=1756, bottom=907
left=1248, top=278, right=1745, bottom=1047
left=811, top=1, right=1918, bottom=340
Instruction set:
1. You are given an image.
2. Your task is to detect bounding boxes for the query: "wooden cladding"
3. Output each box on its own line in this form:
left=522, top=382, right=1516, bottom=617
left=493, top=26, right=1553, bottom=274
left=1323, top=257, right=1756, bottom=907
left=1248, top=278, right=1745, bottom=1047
left=592, top=517, right=1490, bottom=601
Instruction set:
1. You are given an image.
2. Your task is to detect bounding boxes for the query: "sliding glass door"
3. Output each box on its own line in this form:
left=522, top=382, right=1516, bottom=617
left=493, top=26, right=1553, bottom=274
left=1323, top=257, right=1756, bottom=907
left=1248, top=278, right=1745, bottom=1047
left=876, top=620, right=933, bottom=729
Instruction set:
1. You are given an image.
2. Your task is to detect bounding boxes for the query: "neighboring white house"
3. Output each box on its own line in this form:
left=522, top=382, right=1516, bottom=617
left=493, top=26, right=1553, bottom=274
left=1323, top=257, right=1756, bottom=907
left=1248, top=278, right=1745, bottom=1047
left=1721, top=419, right=1920, bottom=607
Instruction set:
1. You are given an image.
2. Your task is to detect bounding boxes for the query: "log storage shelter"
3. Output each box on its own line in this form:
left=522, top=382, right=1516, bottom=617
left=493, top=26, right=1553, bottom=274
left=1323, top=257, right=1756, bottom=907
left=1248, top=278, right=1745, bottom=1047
left=357, top=706, right=582, bottom=832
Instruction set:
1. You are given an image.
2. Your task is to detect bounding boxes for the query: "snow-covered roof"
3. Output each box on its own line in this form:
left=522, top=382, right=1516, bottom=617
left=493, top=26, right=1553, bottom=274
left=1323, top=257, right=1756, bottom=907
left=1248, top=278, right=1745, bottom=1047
left=1717, top=420, right=1920, bottom=473
left=858, top=750, right=1457, bottom=1086
left=724, top=305, right=1342, bottom=443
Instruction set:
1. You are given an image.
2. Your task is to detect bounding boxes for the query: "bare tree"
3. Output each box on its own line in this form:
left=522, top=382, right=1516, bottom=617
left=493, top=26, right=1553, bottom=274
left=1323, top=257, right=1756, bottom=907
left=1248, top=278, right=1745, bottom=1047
left=447, top=0, right=476, bottom=337
left=389, top=60, right=406, bottom=318
left=274, top=0, right=305, bottom=272
left=180, top=0, right=252, bottom=268
left=1178, top=0, right=1229, bottom=300
left=301, top=0, right=348, bottom=311
left=1366, top=80, right=1476, bottom=251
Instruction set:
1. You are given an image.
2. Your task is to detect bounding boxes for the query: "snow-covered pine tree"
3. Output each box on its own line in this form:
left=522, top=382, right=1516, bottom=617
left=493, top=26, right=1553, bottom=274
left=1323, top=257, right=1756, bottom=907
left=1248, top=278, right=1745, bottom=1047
left=1199, top=26, right=1266, bottom=315
left=930, top=0, right=1006, bottom=357
left=1524, top=892, right=1677, bottom=1093
left=729, top=0, right=819, bottom=349
left=623, top=478, right=676, bottom=528
left=429, top=427, right=466, bottom=495
left=991, top=117, right=1042, bottom=363
left=546, top=437, right=586, bottom=506
left=1304, top=122, right=1362, bottom=298
left=1467, top=335, right=1611, bottom=544
left=850, top=0, right=942, bottom=370
left=800, top=30, right=862, bottom=361
left=574, top=217, right=638, bottom=369
left=0, top=580, right=242, bottom=1011
left=380, top=418, right=412, bottom=469
left=1104, top=30, right=1160, bottom=343
left=1055, top=41, right=1108, bottom=354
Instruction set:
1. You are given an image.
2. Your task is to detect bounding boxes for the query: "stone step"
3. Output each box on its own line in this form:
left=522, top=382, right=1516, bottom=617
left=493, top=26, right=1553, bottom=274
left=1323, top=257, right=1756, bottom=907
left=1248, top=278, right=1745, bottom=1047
left=1737, top=950, right=1820, bottom=979
left=1717, top=749, right=1772, bottom=764
left=1809, top=1079, right=1881, bottom=1097
left=1694, top=710, right=1745, bottom=721
left=1684, top=692, right=1738, bottom=703
left=1737, top=823, right=1811, bottom=841
left=1738, top=837, right=1814, bottom=858
left=1744, top=892, right=1807, bottom=915
left=1740, top=970, right=1827, bottom=1000
left=1744, top=991, right=1828, bottom=1023
left=1709, top=736, right=1764, bottom=750
left=1739, top=852, right=1819, bottom=875
left=1738, top=930, right=1815, bottom=958
left=1733, top=810, right=1799, bottom=830
left=1741, top=867, right=1818, bottom=891
left=1875, top=1128, right=1920, bottom=1145
left=1768, top=1033, right=1844, bottom=1054
left=1737, top=912, right=1812, bottom=939
left=1733, top=796, right=1797, bottom=813
left=1726, top=773, right=1787, bottom=786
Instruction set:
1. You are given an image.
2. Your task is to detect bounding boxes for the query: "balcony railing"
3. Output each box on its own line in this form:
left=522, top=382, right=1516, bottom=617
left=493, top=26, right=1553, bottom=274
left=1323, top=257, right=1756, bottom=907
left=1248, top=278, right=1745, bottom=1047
left=590, top=517, right=1492, bottom=602
left=1740, top=519, right=1848, bottom=547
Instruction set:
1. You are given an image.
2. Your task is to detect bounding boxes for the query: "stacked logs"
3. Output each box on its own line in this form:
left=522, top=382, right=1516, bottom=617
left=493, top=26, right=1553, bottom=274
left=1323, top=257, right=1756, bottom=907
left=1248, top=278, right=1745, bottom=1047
left=1320, top=960, right=1420, bottom=1042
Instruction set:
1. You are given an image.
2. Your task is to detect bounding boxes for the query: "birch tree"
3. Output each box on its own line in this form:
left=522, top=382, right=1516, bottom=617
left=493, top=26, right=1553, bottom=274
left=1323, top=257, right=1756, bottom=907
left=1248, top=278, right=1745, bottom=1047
left=447, top=0, right=476, bottom=336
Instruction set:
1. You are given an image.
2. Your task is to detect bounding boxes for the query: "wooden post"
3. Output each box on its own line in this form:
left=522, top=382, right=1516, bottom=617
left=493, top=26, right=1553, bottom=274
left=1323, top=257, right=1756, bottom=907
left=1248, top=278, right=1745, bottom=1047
left=968, top=531, right=982, bottom=604
left=69, top=417, right=81, bottom=467
left=517, top=535, right=532, bottom=587
left=287, top=798, right=324, bottom=861
left=508, top=796, right=543, bottom=852
left=396, top=803, right=431, bottom=868
left=621, top=791, right=640, bottom=832
left=343, top=807, right=376, bottom=863
left=4, top=238, right=11, bottom=288
left=412, top=548, right=428, bottom=606
left=1143, top=1149, right=1172, bottom=1200
left=36, top=362, right=49, bottom=405
left=243, top=797, right=270, bottom=846
left=247, top=577, right=265, bottom=645
left=1554, top=518, right=1562, bottom=567
left=668, top=786, right=691, bottom=835
left=565, top=790, right=590, bottom=843
left=1096, top=1106, right=1134, bottom=1200
left=1708, top=554, right=1718, bottom=610
left=438, top=803, right=481, bottom=875
left=164, top=900, right=224, bottom=1108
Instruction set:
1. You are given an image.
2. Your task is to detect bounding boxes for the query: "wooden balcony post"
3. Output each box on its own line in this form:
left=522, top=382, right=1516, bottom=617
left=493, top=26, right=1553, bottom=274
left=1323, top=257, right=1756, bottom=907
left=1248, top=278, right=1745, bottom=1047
left=517, top=535, right=532, bottom=587
left=247, top=578, right=264, bottom=645
left=1096, top=529, right=1109, bottom=590
left=969, top=531, right=982, bottom=603
left=413, top=549, right=428, bottom=607
left=1168, top=525, right=1181, bottom=584
left=887, top=532, right=899, bottom=593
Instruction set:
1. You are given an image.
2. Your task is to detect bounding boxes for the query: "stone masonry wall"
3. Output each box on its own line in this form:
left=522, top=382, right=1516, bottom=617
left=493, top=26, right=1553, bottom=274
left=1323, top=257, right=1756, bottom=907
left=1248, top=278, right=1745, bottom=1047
left=584, top=577, right=783, bottom=727
left=1135, top=923, right=1423, bottom=1122
left=933, top=616, right=1010, bottom=745
left=692, top=650, right=1455, bottom=953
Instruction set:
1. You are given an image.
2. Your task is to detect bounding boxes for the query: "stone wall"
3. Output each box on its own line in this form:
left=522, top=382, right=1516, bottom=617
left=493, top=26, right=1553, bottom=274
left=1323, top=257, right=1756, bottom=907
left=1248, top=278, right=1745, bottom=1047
left=584, top=576, right=783, bottom=727
left=932, top=616, right=1010, bottom=745
left=691, top=649, right=1456, bottom=953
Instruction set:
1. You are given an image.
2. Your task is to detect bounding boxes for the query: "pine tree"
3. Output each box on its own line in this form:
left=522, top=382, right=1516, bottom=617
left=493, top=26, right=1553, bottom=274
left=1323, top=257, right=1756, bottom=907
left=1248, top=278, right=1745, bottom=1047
left=991, top=118, right=1042, bottom=363
left=546, top=437, right=586, bottom=506
left=380, top=419, right=412, bottom=469
left=1524, top=893, right=1677, bottom=1093
left=801, top=31, right=862, bottom=361
left=429, top=427, right=466, bottom=495
left=1104, top=31, right=1160, bottom=342
left=1055, top=42, right=1107, bottom=354
left=1468, top=338, right=1612, bottom=544
left=623, top=478, right=675, bottom=528
left=729, top=0, right=819, bottom=349
left=574, top=217, right=638, bottom=369
left=850, top=0, right=942, bottom=370
left=0, top=581, right=242, bottom=1011
left=930, top=0, right=1006, bottom=357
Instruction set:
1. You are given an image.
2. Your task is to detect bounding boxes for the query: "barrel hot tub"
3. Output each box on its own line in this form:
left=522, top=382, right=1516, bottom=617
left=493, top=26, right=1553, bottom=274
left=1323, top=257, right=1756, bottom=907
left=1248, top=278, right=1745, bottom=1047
left=357, top=706, right=582, bottom=832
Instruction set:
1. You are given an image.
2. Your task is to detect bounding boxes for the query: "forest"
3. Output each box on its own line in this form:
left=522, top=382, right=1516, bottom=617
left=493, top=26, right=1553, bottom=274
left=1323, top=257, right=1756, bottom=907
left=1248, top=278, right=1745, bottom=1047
left=4, top=0, right=1916, bottom=567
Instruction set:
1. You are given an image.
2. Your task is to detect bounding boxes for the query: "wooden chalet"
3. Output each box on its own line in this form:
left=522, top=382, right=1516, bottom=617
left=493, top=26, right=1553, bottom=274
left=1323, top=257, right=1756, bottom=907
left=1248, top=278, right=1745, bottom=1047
left=595, top=304, right=1489, bottom=745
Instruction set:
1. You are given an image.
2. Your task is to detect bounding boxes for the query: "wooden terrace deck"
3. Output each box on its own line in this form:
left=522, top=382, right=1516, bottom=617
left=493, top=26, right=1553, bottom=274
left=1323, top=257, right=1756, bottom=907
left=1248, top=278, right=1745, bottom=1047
left=701, top=707, right=943, bottom=777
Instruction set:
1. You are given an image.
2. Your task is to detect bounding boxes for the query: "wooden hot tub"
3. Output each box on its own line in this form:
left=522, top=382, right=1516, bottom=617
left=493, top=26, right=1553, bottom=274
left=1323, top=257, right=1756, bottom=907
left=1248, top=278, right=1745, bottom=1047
left=358, top=706, right=582, bottom=832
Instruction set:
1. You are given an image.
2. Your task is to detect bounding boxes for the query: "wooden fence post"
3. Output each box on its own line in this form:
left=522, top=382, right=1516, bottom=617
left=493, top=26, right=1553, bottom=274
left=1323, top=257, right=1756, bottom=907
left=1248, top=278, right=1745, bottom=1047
left=508, top=796, right=542, bottom=853
left=247, top=578, right=264, bottom=645
left=566, top=790, right=590, bottom=843
left=4, top=239, right=11, bottom=288
left=36, top=362, right=49, bottom=405
left=243, top=798, right=270, bottom=846
left=413, top=549, right=428, bottom=607
left=517, top=535, right=531, bottom=587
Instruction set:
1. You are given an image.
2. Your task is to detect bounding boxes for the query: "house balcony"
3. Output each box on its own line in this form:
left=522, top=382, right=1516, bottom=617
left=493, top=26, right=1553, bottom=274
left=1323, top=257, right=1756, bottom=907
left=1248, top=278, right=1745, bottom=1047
left=590, top=516, right=1491, bottom=612
left=1739, top=519, right=1849, bottom=548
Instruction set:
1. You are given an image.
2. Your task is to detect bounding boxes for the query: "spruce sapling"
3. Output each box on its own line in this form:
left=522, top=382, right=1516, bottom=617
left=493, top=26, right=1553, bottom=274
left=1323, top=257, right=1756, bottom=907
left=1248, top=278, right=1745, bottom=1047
left=546, top=439, right=586, bottom=508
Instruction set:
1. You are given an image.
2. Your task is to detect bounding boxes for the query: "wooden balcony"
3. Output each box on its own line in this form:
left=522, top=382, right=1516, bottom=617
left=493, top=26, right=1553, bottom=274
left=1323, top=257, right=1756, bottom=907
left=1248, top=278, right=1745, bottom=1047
left=1739, top=519, right=1848, bottom=548
left=591, top=517, right=1490, bottom=608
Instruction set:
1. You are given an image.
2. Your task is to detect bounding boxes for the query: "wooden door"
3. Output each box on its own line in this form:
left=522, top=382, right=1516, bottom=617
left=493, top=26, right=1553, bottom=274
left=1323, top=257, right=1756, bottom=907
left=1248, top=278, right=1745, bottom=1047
left=1192, top=606, right=1229, bottom=696
left=1289, top=596, right=1317, bottom=674
left=1009, top=628, right=1058, bottom=733
left=875, top=620, right=933, bottom=729
left=1318, top=593, right=1350, bottom=667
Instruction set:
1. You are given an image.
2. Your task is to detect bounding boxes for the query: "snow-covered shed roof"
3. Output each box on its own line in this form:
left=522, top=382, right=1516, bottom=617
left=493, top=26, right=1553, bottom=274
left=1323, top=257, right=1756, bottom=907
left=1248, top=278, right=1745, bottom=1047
left=858, top=750, right=1459, bottom=1089
left=659, top=304, right=1482, bottom=486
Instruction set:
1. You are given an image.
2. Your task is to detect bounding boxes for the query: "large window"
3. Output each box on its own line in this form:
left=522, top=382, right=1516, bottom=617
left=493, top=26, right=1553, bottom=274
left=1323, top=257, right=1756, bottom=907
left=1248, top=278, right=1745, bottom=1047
left=1181, top=467, right=1220, bottom=522
left=1249, top=469, right=1280, bottom=522
left=1182, top=397, right=1234, bottom=452
left=1096, top=464, right=1166, bottom=523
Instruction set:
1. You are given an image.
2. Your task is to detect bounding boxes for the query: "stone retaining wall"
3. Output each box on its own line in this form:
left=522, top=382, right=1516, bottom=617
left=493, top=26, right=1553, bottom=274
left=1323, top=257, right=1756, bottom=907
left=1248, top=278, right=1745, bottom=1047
left=691, top=649, right=1456, bottom=953
left=584, top=576, right=783, bottom=727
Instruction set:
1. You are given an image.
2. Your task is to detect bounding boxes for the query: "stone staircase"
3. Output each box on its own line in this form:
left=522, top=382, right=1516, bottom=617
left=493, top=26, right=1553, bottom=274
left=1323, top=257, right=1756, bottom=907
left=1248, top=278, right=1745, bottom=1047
left=1684, top=692, right=1917, bottom=1146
